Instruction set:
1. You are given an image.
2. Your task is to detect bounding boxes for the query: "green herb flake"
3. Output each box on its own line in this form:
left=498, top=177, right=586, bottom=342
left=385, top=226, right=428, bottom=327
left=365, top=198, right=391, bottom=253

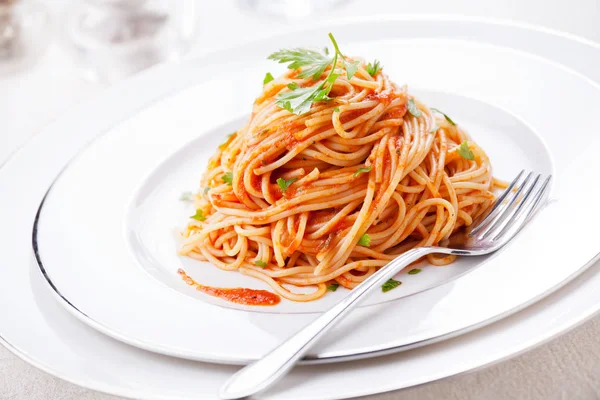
left=190, top=209, right=205, bottom=221
left=222, top=172, right=233, bottom=185
left=287, top=82, right=299, bottom=90
left=407, top=98, right=422, bottom=118
left=179, top=191, right=193, bottom=201
left=255, top=260, right=268, bottom=268
left=431, top=108, right=456, bottom=126
left=382, top=279, right=402, bottom=292
left=353, top=166, right=372, bottom=177
left=408, top=268, right=422, bottom=275
left=219, top=132, right=236, bottom=150
left=203, top=187, right=210, bottom=195
left=366, top=59, right=382, bottom=76
left=333, top=106, right=340, bottom=112
left=327, top=283, right=339, bottom=292
left=457, top=141, right=475, bottom=160
left=263, top=72, right=274, bottom=85
left=276, top=177, right=298, bottom=194
left=357, top=233, right=371, bottom=247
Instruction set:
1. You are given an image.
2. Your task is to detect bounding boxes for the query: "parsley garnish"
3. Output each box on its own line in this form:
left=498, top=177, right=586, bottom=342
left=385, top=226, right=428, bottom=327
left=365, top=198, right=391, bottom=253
left=407, top=98, right=422, bottom=117
left=180, top=191, right=193, bottom=201
left=366, top=60, right=382, bottom=76
left=333, top=106, right=340, bottom=112
left=431, top=108, right=456, bottom=125
left=263, top=72, right=274, bottom=85
left=276, top=177, right=297, bottom=193
left=287, top=82, right=299, bottom=90
left=382, top=279, right=401, bottom=292
left=268, top=33, right=358, bottom=115
left=222, top=172, right=233, bottom=185
left=353, top=166, right=371, bottom=177
left=327, top=283, right=339, bottom=292
left=190, top=209, right=205, bottom=221
left=255, top=260, right=268, bottom=268
left=408, top=268, right=422, bottom=275
left=457, top=141, right=474, bottom=160
left=358, top=233, right=371, bottom=247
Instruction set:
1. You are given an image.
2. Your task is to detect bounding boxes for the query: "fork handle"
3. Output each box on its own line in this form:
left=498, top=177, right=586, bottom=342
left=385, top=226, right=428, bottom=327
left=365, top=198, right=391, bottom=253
left=218, top=246, right=436, bottom=400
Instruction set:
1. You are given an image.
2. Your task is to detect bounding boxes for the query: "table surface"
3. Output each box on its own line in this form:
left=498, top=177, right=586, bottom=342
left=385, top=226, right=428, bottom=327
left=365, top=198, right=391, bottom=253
left=2, top=1, right=600, bottom=399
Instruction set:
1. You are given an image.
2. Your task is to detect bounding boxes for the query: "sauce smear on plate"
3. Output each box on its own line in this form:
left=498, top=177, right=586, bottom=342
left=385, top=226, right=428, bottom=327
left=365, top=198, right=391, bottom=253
left=177, top=269, right=280, bottom=306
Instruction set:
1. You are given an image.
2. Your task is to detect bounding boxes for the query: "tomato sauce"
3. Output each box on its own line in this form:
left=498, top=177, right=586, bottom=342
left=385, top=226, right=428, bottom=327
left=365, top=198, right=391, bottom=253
left=177, top=269, right=280, bottom=306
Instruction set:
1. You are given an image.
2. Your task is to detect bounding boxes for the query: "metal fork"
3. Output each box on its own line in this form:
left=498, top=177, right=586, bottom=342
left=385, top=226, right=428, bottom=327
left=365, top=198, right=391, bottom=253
left=219, top=170, right=552, bottom=400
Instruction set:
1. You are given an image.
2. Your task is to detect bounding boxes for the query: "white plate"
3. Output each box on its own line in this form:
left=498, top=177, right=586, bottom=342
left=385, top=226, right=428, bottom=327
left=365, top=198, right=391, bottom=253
left=32, top=17, right=598, bottom=364
left=2, top=16, right=600, bottom=399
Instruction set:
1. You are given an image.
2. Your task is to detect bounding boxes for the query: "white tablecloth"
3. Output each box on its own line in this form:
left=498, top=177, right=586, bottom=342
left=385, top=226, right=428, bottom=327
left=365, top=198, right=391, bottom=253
left=2, top=1, right=600, bottom=399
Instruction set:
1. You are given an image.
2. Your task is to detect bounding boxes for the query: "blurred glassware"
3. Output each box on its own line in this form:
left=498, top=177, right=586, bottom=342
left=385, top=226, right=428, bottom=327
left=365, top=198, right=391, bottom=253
left=62, top=0, right=198, bottom=83
left=0, top=0, right=51, bottom=76
left=237, top=0, right=343, bottom=19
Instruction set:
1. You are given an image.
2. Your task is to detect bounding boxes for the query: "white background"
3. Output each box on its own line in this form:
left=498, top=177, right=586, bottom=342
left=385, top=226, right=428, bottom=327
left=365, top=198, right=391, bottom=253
left=2, top=1, right=600, bottom=399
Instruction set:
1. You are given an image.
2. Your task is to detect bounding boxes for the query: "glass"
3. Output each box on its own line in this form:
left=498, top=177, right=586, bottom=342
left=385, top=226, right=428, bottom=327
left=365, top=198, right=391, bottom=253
left=0, top=0, right=51, bottom=76
left=61, top=0, right=198, bottom=83
left=237, top=0, right=344, bottom=19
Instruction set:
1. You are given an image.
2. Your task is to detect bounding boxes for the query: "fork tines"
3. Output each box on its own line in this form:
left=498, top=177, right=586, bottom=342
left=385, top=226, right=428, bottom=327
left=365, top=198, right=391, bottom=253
left=469, top=170, right=552, bottom=241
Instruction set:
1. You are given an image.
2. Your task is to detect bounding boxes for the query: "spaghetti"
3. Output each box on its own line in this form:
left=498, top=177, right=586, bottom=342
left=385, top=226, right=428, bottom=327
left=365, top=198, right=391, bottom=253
left=179, top=35, right=501, bottom=302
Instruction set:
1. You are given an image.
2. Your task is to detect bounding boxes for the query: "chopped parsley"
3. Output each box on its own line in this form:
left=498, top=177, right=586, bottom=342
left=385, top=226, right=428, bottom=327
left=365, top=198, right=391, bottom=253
left=353, top=166, right=371, bottom=177
left=179, top=191, right=193, bottom=201
left=219, top=133, right=235, bottom=150
left=382, top=279, right=401, bottom=292
left=366, top=59, right=382, bottom=76
left=430, top=108, right=456, bottom=125
left=255, top=260, right=268, bottom=268
left=276, top=177, right=297, bottom=193
left=457, top=141, right=474, bottom=160
left=407, top=98, right=422, bottom=117
left=190, top=209, right=205, bottom=221
left=357, top=233, right=371, bottom=247
left=327, top=283, right=339, bottom=292
left=263, top=72, right=274, bottom=85
left=408, top=268, right=422, bottom=275
left=333, top=106, right=340, bottom=112
left=222, top=172, right=233, bottom=185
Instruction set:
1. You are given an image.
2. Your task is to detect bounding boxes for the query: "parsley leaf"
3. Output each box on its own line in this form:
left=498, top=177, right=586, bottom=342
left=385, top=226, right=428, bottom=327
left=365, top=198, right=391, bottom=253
left=333, top=106, right=340, bottom=112
left=180, top=191, right=193, bottom=201
left=287, top=82, right=299, bottom=90
left=358, top=233, right=371, bottom=247
left=431, top=108, right=456, bottom=125
left=327, top=283, right=339, bottom=292
left=263, top=72, right=274, bottom=85
left=255, top=260, right=268, bottom=268
left=407, top=98, right=422, bottom=117
left=366, top=60, right=382, bottom=76
left=268, top=48, right=331, bottom=81
left=457, top=141, right=474, bottom=160
left=382, top=279, right=402, bottom=292
left=276, top=177, right=297, bottom=193
left=353, top=166, right=371, bottom=177
left=190, top=209, right=205, bottom=221
left=408, top=268, right=422, bottom=275
left=222, top=172, right=233, bottom=185
left=269, top=33, right=356, bottom=115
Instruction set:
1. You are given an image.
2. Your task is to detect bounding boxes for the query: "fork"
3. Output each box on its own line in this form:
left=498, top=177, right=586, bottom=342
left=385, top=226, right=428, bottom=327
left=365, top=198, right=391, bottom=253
left=219, top=170, right=551, bottom=400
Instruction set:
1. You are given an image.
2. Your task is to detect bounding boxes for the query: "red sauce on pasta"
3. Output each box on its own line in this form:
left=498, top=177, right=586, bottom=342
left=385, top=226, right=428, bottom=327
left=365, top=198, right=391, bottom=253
left=177, top=269, right=280, bottom=306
